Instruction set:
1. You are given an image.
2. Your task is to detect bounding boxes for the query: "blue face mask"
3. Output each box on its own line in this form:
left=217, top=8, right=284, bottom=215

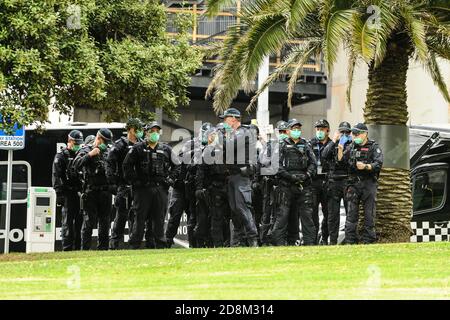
left=290, top=129, right=301, bottom=140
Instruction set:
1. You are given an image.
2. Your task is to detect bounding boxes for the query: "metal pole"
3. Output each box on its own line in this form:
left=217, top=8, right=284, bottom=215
left=257, top=56, right=270, bottom=138
left=4, top=150, right=12, bottom=254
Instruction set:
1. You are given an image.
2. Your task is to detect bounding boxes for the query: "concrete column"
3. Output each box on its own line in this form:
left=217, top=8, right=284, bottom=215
left=257, top=56, right=270, bottom=134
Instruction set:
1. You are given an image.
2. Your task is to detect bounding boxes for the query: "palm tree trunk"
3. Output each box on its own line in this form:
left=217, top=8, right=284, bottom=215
left=364, top=34, right=413, bottom=243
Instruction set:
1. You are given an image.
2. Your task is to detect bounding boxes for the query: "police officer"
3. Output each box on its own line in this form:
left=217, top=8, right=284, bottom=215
left=84, top=135, right=95, bottom=146
left=220, top=108, right=259, bottom=247
left=309, top=119, right=333, bottom=244
left=274, top=119, right=317, bottom=246
left=52, top=130, right=84, bottom=251
left=339, top=123, right=383, bottom=244
left=322, top=121, right=352, bottom=245
left=195, top=126, right=231, bottom=247
left=74, top=128, right=114, bottom=250
left=166, top=122, right=212, bottom=248
left=107, top=118, right=144, bottom=249
left=123, top=121, right=179, bottom=249
left=250, top=123, right=264, bottom=244
left=259, top=120, right=288, bottom=245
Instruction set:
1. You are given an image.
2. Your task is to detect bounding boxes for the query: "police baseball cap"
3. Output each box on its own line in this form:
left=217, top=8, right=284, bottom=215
left=201, top=122, right=213, bottom=132
left=126, top=118, right=143, bottom=130
left=287, top=118, right=302, bottom=128
left=314, top=119, right=330, bottom=128
left=84, top=135, right=95, bottom=145
left=145, top=121, right=162, bottom=130
left=338, top=121, right=351, bottom=132
left=219, top=108, right=241, bottom=119
left=97, top=128, right=113, bottom=142
left=276, top=120, right=288, bottom=131
left=351, top=123, right=368, bottom=134
left=68, top=130, right=83, bottom=144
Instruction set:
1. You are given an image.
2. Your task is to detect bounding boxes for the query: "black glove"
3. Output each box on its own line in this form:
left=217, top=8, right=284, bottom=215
left=166, top=177, right=175, bottom=188
left=291, top=173, right=307, bottom=183
left=56, top=194, right=65, bottom=206
left=109, top=184, right=118, bottom=195
left=252, top=181, right=260, bottom=191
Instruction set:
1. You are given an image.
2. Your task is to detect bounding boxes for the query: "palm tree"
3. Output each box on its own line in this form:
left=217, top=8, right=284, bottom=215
left=205, top=0, right=450, bottom=242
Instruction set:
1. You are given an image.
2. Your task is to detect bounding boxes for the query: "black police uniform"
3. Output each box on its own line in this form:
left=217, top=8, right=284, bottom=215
left=223, top=125, right=259, bottom=247
left=275, top=137, right=317, bottom=246
left=309, top=136, right=333, bottom=244
left=52, top=147, right=82, bottom=251
left=322, top=137, right=352, bottom=245
left=74, top=145, right=112, bottom=250
left=165, top=138, right=197, bottom=248
left=341, top=138, right=383, bottom=244
left=123, top=141, right=179, bottom=249
left=107, top=136, right=140, bottom=249
left=195, top=142, right=231, bottom=247
left=257, top=135, right=280, bottom=245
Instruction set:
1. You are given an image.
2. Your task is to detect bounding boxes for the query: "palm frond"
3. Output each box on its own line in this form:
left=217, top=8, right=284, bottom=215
left=346, top=50, right=358, bottom=111
left=321, top=8, right=358, bottom=74
left=287, top=42, right=321, bottom=108
left=423, top=51, right=450, bottom=103
left=401, top=5, right=429, bottom=62
left=288, top=0, right=320, bottom=31
left=205, top=0, right=238, bottom=18
left=246, top=40, right=318, bottom=111
left=242, top=14, right=289, bottom=81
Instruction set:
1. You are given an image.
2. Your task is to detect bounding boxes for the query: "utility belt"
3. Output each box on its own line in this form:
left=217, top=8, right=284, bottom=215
left=327, top=172, right=348, bottom=181
left=227, top=164, right=255, bottom=177
left=134, top=179, right=166, bottom=189
left=347, top=174, right=378, bottom=184
left=86, top=185, right=110, bottom=192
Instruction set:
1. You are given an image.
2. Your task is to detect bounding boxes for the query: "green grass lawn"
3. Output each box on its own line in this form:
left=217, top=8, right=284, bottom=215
left=0, top=242, right=448, bottom=299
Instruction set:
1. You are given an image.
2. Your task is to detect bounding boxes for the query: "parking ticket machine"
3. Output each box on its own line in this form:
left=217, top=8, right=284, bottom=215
left=26, top=187, right=56, bottom=253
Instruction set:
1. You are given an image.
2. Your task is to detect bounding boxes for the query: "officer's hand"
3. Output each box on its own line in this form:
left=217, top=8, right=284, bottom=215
left=333, top=131, right=341, bottom=143
left=291, top=173, right=306, bottom=183
left=356, top=161, right=366, bottom=170
left=166, top=177, right=175, bottom=188
left=252, top=181, right=260, bottom=191
left=195, top=189, right=205, bottom=199
left=89, top=148, right=101, bottom=157
left=56, top=195, right=65, bottom=206
left=109, top=184, right=118, bottom=195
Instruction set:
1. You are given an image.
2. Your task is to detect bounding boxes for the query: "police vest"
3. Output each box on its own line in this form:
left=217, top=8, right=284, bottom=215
left=283, top=141, right=308, bottom=172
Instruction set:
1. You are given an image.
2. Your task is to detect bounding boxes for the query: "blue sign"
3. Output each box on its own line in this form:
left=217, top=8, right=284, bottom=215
left=0, top=118, right=25, bottom=150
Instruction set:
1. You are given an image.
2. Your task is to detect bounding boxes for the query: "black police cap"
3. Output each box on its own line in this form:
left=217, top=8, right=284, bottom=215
left=287, top=118, right=302, bottom=128
left=126, top=118, right=143, bottom=130
left=68, top=130, right=84, bottom=144
left=314, top=119, right=330, bottom=128
left=84, top=135, right=95, bottom=145
left=145, top=121, right=162, bottom=130
left=351, top=123, right=368, bottom=134
left=276, top=120, right=288, bottom=131
left=97, top=128, right=113, bottom=142
left=201, top=122, right=213, bottom=132
left=338, top=121, right=351, bottom=132
left=219, top=108, right=241, bottom=119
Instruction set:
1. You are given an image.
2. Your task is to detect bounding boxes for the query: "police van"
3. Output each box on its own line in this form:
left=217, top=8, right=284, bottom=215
left=329, top=124, right=450, bottom=244
left=409, top=124, right=450, bottom=242
left=0, top=122, right=125, bottom=252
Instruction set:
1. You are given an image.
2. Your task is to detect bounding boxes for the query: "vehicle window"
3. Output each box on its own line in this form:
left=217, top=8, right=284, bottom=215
left=0, top=164, right=29, bottom=201
left=412, top=169, right=447, bottom=213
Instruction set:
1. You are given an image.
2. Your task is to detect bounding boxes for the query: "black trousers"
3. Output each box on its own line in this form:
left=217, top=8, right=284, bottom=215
left=252, top=180, right=263, bottom=243
left=273, top=183, right=316, bottom=246
left=81, top=190, right=112, bottom=250
left=327, top=179, right=348, bottom=245
left=109, top=186, right=133, bottom=249
left=227, top=173, right=258, bottom=246
left=311, top=177, right=329, bottom=244
left=196, top=182, right=230, bottom=247
left=345, top=178, right=378, bottom=244
left=259, top=177, right=275, bottom=245
left=129, top=185, right=168, bottom=249
left=165, top=186, right=190, bottom=246
left=61, top=191, right=82, bottom=251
